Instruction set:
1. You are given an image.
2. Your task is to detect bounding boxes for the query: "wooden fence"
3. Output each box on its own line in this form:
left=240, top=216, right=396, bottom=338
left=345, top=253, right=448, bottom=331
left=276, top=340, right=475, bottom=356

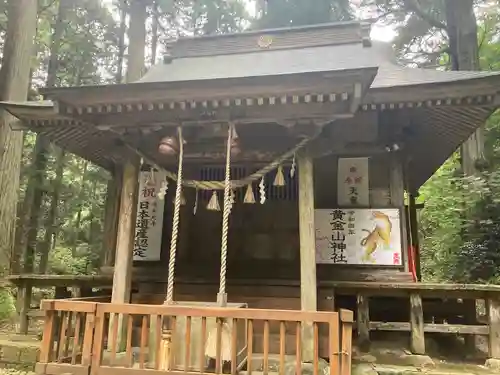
left=35, top=300, right=354, bottom=375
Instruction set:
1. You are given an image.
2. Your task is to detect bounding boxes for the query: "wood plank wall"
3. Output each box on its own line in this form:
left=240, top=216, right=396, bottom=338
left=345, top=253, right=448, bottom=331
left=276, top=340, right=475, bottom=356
left=133, top=153, right=405, bottom=283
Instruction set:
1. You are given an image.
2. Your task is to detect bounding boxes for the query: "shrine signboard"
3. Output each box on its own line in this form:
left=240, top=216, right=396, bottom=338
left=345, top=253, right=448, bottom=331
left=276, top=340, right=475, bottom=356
left=315, top=208, right=402, bottom=266
left=133, top=171, right=165, bottom=261
left=337, top=157, right=369, bottom=207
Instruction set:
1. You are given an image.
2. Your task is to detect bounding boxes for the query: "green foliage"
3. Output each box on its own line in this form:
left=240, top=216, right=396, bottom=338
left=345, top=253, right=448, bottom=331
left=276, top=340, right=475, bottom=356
left=253, top=0, right=353, bottom=29
left=0, top=288, right=16, bottom=322
left=47, top=246, right=95, bottom=275
left=419, top=112, right=500, bottom=283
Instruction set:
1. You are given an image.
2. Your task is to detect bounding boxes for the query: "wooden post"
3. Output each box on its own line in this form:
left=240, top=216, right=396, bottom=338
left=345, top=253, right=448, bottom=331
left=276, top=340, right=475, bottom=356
left=111, top=161, right=139, bottom=350
left=409, top=293, right=425, bottom=355
left=102, top=169, right=121, bottom=267
left=408, top=193, right=421, bottom=281
left=356, top=294, right=370, bottom=352
left=464, top=299, right=477, bottom=353
left=390, top=157, right=408, bottom=271
left=108, top=0, right=146, bottom=354
left=297, top=150, right=317, bottom=363
left=340, top=309, right=353, bottom=375
left=488, top=298, right=500, bottom=359
left=17, top=280, right=31, bottom=334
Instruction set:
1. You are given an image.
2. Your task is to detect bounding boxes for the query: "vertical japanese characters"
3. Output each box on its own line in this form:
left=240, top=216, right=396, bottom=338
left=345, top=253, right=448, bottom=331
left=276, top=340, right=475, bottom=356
left=337, top=158, right=369, bottom=207
left=328, top=209, right=348, bottom=263
left=315, top=208, right=402, bottom=265
left=133, top=171, right=165, bottom=261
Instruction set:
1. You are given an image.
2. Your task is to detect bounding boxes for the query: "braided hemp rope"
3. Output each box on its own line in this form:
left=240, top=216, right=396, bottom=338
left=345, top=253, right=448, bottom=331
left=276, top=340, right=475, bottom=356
left=122, top=134, right=313, bottom=191
left=218, top=124, right=232, bottom=306
left=165, top=127, right=183, bottom=304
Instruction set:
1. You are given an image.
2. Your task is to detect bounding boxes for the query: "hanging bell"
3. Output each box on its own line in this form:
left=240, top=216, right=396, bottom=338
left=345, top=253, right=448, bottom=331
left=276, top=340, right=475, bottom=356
left=273, top=165, right=285, bottom=187
left=158, top=135, right=179, bottom=155
left=243, top=184, right=255, bottom=204
left=207, top=191, right=221, bottom=211
left=230, top=137, right=241, bottom=157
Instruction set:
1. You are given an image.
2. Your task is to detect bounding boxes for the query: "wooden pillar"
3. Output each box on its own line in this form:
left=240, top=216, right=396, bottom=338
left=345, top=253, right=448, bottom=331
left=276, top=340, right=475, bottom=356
left=488, top=298, right=500, bottom=359
left=464, top=299, right=477, bottom=353
left=356, top=294, right=370, bottom=352
left=111, top=161, right=139, bottom=350
left=102, top=169, right=121, bottom=267
left=17, top=280, right=31, bottom=334
left=111, top=162, right=138, bottom=304
left=408, top=193, right=421, bottom=281
left=297, top=150, right=317, bottom=362
left=390, top=157, right=409, bottom=271
left=410, top=293, right=425, bottom=355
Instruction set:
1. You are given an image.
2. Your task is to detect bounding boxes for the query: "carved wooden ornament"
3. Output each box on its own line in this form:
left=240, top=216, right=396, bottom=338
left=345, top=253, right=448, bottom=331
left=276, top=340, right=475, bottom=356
left=257, top=35, right=273, bottom=48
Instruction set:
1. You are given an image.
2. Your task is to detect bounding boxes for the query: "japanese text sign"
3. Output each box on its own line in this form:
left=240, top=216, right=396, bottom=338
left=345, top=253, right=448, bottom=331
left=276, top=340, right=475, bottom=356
left=315, top=208, right=402, bottom=266
left=133, top=171, right=165, bottom=261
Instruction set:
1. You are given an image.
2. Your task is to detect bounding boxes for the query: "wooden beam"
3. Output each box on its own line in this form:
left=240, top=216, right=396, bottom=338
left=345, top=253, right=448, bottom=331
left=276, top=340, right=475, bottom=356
left=297, top=150, right=317, bottom=362
left=72, top=101, right=352, bottom=128
left=369, top=321, right=489, bottom=335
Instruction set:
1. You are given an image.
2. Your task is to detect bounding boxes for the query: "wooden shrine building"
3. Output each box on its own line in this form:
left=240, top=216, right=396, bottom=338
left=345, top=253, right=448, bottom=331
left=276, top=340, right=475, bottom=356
left=5, top=21, right=500, bottom=374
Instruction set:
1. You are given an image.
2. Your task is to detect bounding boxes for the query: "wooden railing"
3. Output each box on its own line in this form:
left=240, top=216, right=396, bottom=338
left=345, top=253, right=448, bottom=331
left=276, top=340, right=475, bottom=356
left=35, top=300, right=98, bottom=375
left=35, top=300, right=354, bottom=375
left=341, top=282, right=500, bottom=358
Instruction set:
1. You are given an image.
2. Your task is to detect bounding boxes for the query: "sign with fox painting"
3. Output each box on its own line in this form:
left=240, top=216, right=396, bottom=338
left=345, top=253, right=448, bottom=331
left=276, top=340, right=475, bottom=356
left=315, top=208, right=402, bottom=265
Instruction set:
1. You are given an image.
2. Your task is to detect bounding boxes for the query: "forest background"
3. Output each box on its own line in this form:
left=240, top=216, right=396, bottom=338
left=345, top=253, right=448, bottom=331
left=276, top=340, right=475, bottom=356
left=0, top=0, right=499, bottom=321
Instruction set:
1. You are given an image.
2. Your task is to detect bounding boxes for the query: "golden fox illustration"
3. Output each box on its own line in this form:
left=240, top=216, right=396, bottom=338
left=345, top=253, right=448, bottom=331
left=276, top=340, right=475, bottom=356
left=360, top=211, right=392, bottom=262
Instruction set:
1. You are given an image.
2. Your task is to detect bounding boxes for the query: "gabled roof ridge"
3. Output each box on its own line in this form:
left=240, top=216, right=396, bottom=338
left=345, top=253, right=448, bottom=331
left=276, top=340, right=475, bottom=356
left=172, top=20, right=370, bottom=42
left=167, top=21, right=371, bottom=59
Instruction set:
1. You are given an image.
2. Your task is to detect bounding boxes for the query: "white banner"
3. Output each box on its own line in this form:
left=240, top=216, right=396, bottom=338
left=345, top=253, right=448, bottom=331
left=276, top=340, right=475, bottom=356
left=337, top=158, right=369, bottom=207
left=315, top=208, right=402, bottom=265
left=133, top=171, right=165, bottom=261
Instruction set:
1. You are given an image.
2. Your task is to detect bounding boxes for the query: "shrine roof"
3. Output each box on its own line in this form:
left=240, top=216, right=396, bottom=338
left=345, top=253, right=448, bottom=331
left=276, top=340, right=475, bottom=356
left=2, top=22, right=500, bottom=190
left=140, top=41, right=498, bottom=89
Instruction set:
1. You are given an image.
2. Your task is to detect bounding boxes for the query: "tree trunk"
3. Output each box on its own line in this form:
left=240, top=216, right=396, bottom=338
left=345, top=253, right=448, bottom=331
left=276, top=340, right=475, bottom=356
left=38, top=149, right=66, bottom=274
left=0, top=0, right=38, bottom=275
left=151, top=1, right=159, bottom=66
left=116, top=0, right=127, bottom=83
left=22, top=138, right=49, bottom=273
left=445, top=0, right=483, bottom=175
left=18, top=0, right=68, bottom=274
left=72, top=160, right=89, bottom=255
left=127, top=0, right=147, bottom=82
